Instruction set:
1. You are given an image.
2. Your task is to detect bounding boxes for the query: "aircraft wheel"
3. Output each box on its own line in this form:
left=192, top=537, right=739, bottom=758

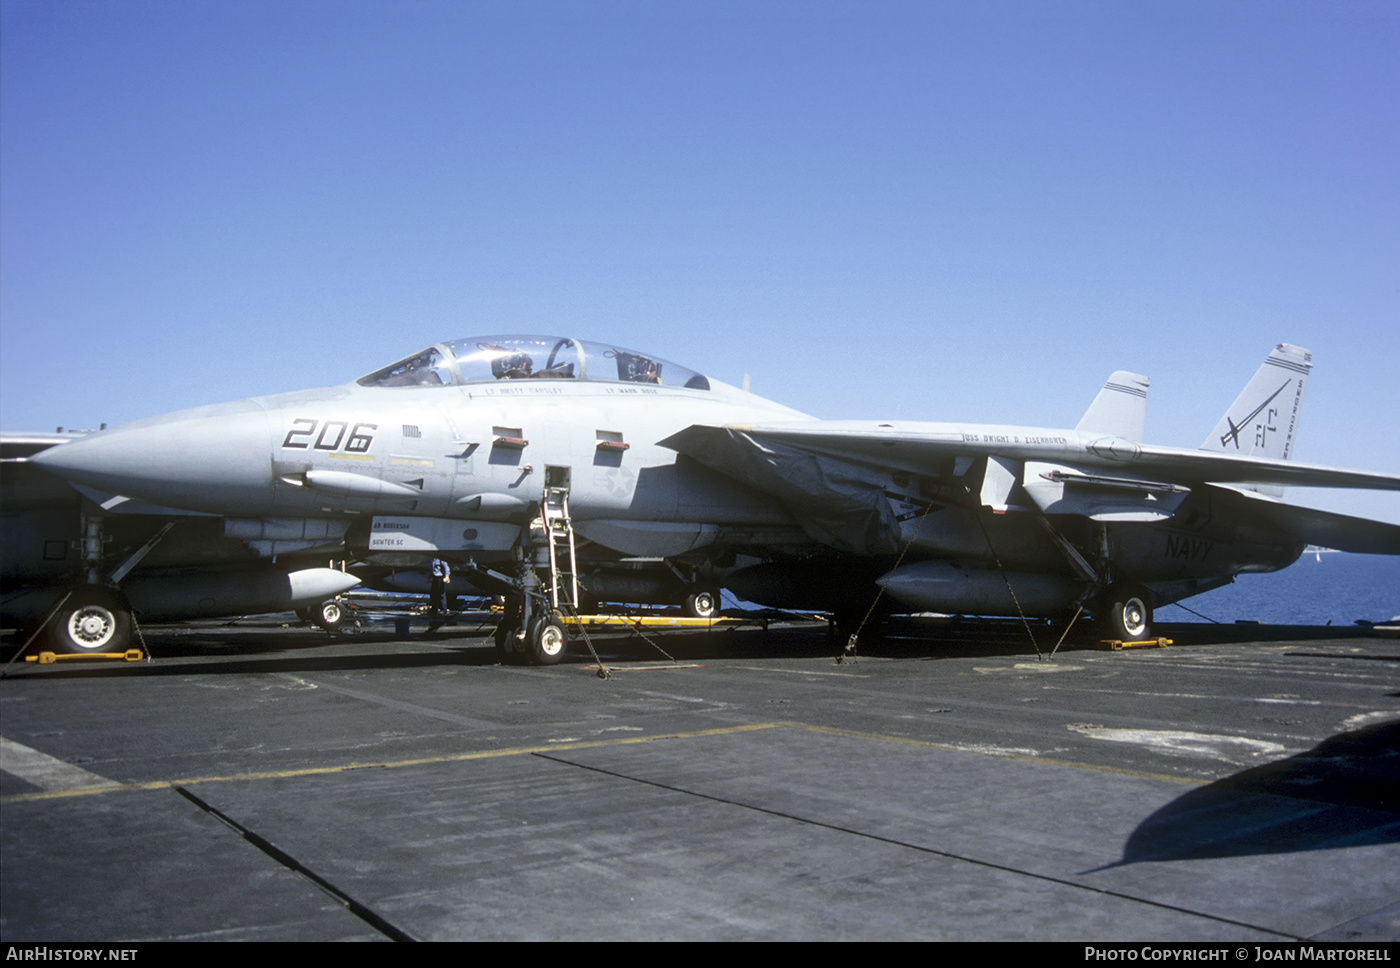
left=683, top=588, right=720, bottom=620
left=311, top=598, right=347, bottom=632
left=1102, top=586, right=1153, bottom=641
left=527, top=615, right=568, bottom=665
left=494, top=620, right=520, bottom=663
left=48, top=587, right=133, bottom=654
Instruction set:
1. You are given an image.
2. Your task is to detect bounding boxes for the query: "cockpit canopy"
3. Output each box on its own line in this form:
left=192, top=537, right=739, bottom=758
left=358, top=336, right=711, bottom=391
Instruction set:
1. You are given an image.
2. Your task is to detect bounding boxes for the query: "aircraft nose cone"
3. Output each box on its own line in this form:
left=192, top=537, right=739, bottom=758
left=31, top=400, right=275, bottom=514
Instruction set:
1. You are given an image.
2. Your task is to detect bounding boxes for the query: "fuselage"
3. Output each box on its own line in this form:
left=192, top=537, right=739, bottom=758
left=30, top=336, right=812, bottom=563
left=12, top=336, right=1392, bottom=655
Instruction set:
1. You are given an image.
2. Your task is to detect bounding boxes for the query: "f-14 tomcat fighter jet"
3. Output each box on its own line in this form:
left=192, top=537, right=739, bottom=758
left=9, top=336, right=1400, bottom=663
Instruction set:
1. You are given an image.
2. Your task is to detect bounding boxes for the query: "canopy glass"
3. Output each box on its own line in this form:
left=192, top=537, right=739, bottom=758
left=359, top=336, right=710, bottom=391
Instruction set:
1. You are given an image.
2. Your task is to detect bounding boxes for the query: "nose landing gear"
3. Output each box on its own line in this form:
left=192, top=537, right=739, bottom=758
left=48, top=587, right=134, bottom=654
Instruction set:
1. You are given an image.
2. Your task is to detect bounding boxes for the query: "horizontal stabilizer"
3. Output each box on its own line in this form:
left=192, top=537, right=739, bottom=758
left=1211, top=486, right=1400, bottom=555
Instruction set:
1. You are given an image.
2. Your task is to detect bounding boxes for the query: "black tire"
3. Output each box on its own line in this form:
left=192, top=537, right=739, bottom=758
left=494, top=594, right=526, bottom=663
left=683, top=588, right=720, bottom=620
left=47, top=587, right=133, bottom=654
left=494, top=620, right=520, bottom=663
left=527, top=615, right=568, bottom=665
left=1102, top=586, right=1153, bottom=641
left=312, top=598, right=347, bottom=631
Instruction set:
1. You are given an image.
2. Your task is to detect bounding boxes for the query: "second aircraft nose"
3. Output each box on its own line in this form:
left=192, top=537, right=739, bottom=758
left=31, top=400, right=276, bottom=514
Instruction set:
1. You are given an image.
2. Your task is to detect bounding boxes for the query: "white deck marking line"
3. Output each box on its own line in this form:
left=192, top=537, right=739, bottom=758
left=0, top=736, right=121, bottom=792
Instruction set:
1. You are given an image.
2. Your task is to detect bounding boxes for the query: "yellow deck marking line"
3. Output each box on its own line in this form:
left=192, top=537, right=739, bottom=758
left=0, top=723, right=785, bottom=803
left=1, top=719, right=1200, bottom=804
left=562, top=615, right=745, bottom=628
left=580, top=663, right=706, bottom=672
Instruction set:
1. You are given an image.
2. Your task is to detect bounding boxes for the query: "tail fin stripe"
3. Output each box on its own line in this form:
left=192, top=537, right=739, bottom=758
left=1104, top=382, right=1148, bottom=398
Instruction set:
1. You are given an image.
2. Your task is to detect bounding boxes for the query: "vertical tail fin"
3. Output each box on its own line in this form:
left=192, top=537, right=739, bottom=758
left=1076, top=371, right=1150, bottom=443
left=1201, top=343, right=1312, bottom=495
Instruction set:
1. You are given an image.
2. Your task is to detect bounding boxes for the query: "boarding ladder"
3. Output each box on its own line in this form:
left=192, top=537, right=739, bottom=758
left=540, top=483, right=580, bottom=612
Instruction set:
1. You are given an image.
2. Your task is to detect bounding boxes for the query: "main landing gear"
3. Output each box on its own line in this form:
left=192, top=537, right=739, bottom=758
left=1099, top=584, right=1153, bottom=642
left=492, top=596, right=569, bottom=666
left=296, top=598, right=349, bottom=632
left=682, top=588, right=720, bottom=620
left=1039, top=518, right=1157, bottom=643
left=477, top=474, right=724, bottom=666
left=527, top=615, right=567, bottom=664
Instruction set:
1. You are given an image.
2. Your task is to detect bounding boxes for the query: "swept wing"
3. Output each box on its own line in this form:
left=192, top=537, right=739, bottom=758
left=664, top=421, right=1400, bottom=492
left=659, top=421, right=1400, bottom=556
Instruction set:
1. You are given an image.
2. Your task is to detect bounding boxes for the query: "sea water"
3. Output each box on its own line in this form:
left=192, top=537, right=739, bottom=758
left=1163, top=552, right=1400, bottom=626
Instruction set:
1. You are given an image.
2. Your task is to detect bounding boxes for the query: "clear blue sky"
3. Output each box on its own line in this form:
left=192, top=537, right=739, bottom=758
left=3, top=0, right=1396, bottom=523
